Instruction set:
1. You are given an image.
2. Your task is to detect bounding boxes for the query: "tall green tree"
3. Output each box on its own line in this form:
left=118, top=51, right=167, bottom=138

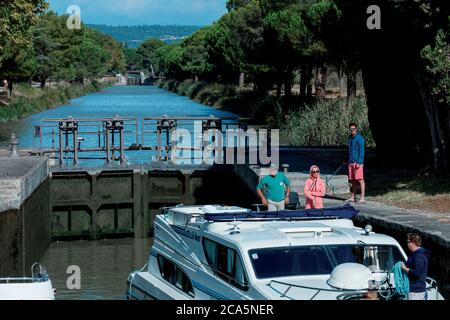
left=418, top=19, right=450, bottom=170
left=226, top=0, right=251, bottom=11
left=137, top=38, right=165, bottom=76
left=0, top=0, right=48, bottom=93
left=262, top=2, right=311, bottom=96
left=227, top=1, right=268, bottom=92
left=32, top=12, right=61, bottom=88
left=204, top=15, right=245, bottom=83
left=181, top=27, right=213, bottom=81
left=0, top=0, right=48, bottom=65
left=156, top=44, right=185, bottom=78
left=124, top=48, right=144, bottom=71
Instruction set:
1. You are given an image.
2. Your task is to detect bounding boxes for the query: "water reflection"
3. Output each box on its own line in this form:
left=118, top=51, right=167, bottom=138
left=40, top=238, right=153, bottom=300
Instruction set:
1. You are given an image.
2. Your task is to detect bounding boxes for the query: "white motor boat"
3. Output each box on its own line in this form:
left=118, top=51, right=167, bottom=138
left=0, top=263, right=55, bottom=300
left=126, top=204, right=444, bottom=300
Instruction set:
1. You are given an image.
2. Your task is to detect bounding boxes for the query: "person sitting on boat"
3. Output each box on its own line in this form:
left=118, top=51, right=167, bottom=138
left=256, top=164, right=291, bottom=211
left=303, top=165, right=326, bottom=209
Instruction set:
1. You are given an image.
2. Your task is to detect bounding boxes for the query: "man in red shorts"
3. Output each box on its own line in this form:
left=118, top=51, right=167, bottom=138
left=346, top=122, right=366, bottom=203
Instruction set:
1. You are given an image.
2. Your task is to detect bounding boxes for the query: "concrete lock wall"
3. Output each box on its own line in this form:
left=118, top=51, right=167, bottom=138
left=354, top=216, right=450, bottom=299
left=0, top=178, right=51, bottom=277
left=49, top=165, right=258, bottom=240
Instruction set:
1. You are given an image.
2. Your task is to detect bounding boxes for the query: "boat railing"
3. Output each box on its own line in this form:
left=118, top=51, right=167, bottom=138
left=183, top=213, right=205, bottom=229
left=161, top=207, right=205, bottom=230
left=0, top=263, right=50, bottom=284
left=0, top=277, right=49, bottom=284
left=426, top=277, right=439, bottom=300
left=269, top=276, right=440, bottom=300
left=267, top=279, right=366, bottom=300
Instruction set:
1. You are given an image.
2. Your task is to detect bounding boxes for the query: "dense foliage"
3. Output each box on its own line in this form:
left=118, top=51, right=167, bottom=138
left=0, top=9, right=126, bottom=89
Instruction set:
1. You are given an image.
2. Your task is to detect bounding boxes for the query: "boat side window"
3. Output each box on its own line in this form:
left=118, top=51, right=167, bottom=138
left=249, top=246, right=333, bottom=278
left=326, top=245, right=405, bottom=271
left=157, top=255, right=194, bottom=297
left=202, top=238, right=248, bottom=291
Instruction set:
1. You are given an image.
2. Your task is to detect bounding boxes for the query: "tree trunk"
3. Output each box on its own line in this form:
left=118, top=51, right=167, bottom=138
left=8, top=80, right=13, bottom=97
left=416, top=78, right=448, bottom=171
left=239, top=72, right=245, bottom=89
left=284, top=68, right=293, bottom=97
left=336, top=65, right=344, bottom=96
left=40, top=77, right=46, bottom=89
left=314, top=66, right=327, bottom=97
left=319, top=65, right=328, bottom=96
left=306, top=64, right=313, bottom=97
left=300, top=63, right=307, bottom=98
left=150, top=64, right=156, bottom=78
left=276, top=81, right=282, bottom=97
left=346, top=70, right=357, bottom=98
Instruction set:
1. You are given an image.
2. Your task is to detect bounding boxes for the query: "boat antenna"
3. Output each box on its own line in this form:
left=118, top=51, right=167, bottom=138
left=228, top=218, right=241, bottom=235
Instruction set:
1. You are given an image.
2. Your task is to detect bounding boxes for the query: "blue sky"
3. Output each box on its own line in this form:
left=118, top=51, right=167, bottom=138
left=48, top=0, right=228, bottom=25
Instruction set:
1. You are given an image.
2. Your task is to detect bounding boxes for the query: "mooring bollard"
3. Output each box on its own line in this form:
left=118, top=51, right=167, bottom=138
left=282, top=163, right=289, bottom=173
left=9, top=133, right=19, bottom=158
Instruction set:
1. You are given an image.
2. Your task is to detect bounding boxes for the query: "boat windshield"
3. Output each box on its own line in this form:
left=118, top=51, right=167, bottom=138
left=249, top=244, right=405, bottom=279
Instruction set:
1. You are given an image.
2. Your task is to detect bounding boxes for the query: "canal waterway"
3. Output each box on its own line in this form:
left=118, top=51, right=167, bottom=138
left=0, top=85, right=239, bottom=166
left=40, top=238, right=153, bottom=300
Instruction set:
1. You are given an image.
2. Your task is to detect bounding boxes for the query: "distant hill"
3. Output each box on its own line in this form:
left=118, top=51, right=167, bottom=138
left=87, top=24, right=202, bottom=48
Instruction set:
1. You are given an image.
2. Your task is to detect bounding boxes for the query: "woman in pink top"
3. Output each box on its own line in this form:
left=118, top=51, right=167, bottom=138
left=303, top=165, right=326, bottom=209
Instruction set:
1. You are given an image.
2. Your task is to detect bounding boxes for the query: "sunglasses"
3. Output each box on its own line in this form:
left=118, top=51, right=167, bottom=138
left=312, top=170, right=320, bottom=173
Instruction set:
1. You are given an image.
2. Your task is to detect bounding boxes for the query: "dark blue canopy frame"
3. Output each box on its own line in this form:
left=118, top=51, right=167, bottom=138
left=204, top=204, right=358, bottom=222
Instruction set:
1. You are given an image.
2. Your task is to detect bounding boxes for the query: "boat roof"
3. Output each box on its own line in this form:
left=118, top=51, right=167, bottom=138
left=163, top=204, right=401, bottom=251
left=203, top=220, right=400, bottom=251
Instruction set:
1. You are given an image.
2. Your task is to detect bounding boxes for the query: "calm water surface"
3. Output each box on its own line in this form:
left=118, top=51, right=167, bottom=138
left=0, top=85, right=239, bottom=166
left=40, top=238, right=153, bottom=300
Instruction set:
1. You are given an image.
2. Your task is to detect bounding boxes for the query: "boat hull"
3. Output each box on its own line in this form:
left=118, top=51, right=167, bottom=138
left=0, top=280, right=55, bottom=300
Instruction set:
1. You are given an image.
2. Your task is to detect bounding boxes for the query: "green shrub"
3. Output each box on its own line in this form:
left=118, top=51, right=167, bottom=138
left=0, top=81, right=113, bottom=124
left=177, top=79, right=195, bottom=96
left=156, top=79, right=374, bottom=148
left=284, top=97, right=374, bottom=147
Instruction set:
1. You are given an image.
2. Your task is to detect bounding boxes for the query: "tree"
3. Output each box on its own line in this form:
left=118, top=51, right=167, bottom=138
left=229, top=1, right=268, bottom=91
left=262, top=2, right=312, bottom=96
left=181, top=27, right=213, bottom=81
left=90, top=30, right=127, bottom=75
left=421, top=23, right=450, bottom=106
left=204, top=16, right=245, bottom=83
left=0, top=0, right=48, bottom=94
left=74, top=31, right=111, bottom=81
left=156, top=44, right=186, bottom=78
left=418, top=20, right=450, bottom=171
left=226, top=0, right=251, bottom=11
left=124, top=48, right=144, bottom=71
left=0, top=0, right=48, bottom=65
left=137, top=38, right=165, bottom=76
left=32, top=12, right=61, bottom=88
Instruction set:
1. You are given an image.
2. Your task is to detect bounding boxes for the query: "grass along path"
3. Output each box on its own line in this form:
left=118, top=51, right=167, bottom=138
left=361, top=172, right=450, bottom=214
left=0, top=80, right=115, bottom=124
